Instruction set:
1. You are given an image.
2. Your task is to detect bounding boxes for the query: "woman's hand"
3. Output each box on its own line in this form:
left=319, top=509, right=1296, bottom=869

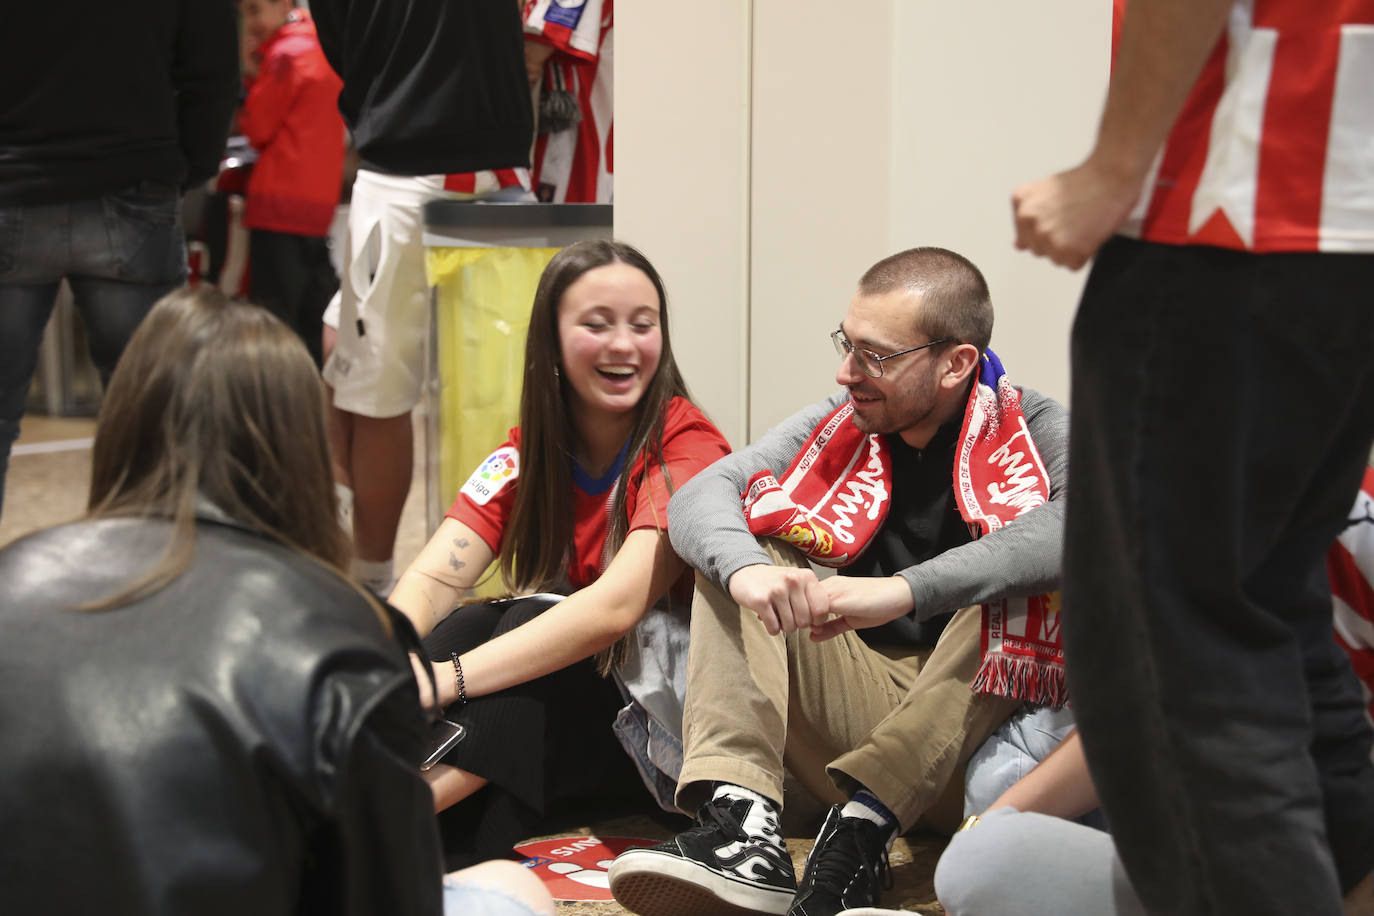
left=408, top=653, right=451, bottom=711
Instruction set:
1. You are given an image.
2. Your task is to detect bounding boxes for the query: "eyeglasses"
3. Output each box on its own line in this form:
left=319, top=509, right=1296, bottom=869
left=831, top=327, right=954, bottom=378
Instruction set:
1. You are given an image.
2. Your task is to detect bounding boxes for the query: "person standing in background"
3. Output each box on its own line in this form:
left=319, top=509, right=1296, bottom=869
left=0, top=0, right=238, bottom=521
left=525, top=0, right=615, bottom=203
left=238, top=0, right=346, bottom=367
left=1013, top=1, right=1374, bottom=913
left=311, top=0, right=534, bottom=596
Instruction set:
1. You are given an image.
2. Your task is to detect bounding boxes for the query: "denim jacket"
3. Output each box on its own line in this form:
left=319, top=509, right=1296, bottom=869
left=612, top=602, right=692, bottom=812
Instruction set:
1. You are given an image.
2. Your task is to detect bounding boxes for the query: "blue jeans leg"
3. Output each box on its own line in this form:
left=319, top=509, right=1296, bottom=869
left=963, top=703, right=1078, bottom=818
left=71, top=183, right=186, bottom=385
left=67, top=274, right=182, bottom=386
left=0, top=183, right=185, bottom=519
left=0, top=282, right=62, bottom=518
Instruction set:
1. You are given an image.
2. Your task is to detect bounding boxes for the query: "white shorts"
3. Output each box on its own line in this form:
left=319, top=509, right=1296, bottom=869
left=322, top=169, right=530, bottom=417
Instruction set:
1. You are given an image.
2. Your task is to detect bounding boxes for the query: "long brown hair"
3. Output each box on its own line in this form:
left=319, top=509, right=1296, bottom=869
left=499, top=241, right=691, bottom=671
left=83, top=286, right=355, bottom=610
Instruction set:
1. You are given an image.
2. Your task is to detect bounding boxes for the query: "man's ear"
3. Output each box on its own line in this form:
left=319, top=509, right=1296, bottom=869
left=940, top=343, right=981, bottom=391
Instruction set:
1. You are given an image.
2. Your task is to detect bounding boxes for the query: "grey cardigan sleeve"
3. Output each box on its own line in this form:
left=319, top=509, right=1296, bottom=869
left=899, top=386, right=1069, bottom=621
left=668, top=392, right=848, bottom=592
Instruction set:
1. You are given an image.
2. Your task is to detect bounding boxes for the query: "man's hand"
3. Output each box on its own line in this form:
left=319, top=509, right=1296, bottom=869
left=728, top=564, right=829, bottom=636
left=524, top=38, right=556, bottom=89
left=809, top=575, right=914, bottom=642
left=1011, top=156, right=1145, bottom=270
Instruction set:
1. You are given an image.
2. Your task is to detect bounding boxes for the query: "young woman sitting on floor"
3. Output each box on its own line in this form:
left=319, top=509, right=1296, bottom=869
left=388, top=239, right=731, bottom=867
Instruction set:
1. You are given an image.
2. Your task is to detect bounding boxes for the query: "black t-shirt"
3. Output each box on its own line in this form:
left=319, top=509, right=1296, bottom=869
left=312, top=0, right=533, bottom=176
left=0, top=0, right=238, bottom=204
left=847, top=421, right=972, bottom=646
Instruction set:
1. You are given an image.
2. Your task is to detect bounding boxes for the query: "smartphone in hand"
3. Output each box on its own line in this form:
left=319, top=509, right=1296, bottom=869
left=420, top=718, right=467, bottom=771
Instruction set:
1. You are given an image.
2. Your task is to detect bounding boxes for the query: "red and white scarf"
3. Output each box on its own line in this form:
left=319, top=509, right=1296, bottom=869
left=741, top=350, right=1067, bottom=707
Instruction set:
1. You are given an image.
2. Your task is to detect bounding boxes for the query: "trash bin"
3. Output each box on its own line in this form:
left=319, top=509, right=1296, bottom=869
left=421, top=201, right=613, bottom=591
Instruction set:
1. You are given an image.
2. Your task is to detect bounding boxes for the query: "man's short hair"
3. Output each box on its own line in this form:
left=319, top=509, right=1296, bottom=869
left=857, top=247, right=993, bottom=354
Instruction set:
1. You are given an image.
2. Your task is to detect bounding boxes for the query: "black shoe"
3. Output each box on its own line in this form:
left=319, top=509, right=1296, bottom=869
left=788, top=805, right=892, bottom=916
left=608, top=793, right=798, bottom=916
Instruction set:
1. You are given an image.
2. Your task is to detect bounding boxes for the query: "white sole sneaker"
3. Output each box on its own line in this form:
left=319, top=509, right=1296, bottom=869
left=609, top=846, right=795, bottom=916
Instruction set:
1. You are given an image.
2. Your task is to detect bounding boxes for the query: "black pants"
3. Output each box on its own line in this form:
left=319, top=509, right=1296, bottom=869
left=247, top=228, right=336, bottom=367
left=1063, top=237, right=1374, bottom=915
left=422, top=596, right=643, bottom=869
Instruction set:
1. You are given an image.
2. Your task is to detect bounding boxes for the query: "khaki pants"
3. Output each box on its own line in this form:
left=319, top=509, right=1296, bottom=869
left=677, top=541, right=1018, bottom=832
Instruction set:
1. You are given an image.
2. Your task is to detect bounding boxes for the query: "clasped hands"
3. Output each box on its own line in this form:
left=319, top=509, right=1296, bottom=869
left=727, top=563, right=913, bottom=642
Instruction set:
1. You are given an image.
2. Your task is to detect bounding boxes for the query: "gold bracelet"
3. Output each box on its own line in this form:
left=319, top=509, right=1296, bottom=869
left=955, top=814, right=981, bottom=833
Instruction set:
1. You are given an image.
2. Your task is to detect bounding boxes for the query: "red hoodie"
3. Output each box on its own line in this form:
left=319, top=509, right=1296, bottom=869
left=239, top=10, right=344, bottom=237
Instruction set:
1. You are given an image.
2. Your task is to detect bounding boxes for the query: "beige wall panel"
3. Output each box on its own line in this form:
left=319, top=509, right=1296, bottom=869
left=615, top=2, right=753, bottom=446
left=748, top=0, right=895, bottom=438
left=888, top=1, right=1112, bottom=405
left=618, top=2, right=1111, bottom=446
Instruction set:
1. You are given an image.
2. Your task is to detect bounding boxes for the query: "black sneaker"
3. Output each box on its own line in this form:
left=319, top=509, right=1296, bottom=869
left=608, top=794, right=798, bottom=916
left=788, top=805, right=892, bottom=916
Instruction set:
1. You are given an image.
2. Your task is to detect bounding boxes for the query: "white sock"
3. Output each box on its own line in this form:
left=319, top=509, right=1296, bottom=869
left=712, top=784, right=785, bottom=847
left=841, top=791, right=899, bottom=850
left=353, top=556, right=394, bottom=596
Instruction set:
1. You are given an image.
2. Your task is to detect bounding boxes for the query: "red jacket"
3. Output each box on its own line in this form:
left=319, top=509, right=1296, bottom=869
left=239, top=11, right=344, bottom=237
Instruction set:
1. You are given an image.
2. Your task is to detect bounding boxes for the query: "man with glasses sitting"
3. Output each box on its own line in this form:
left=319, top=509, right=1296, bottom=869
left=608, top=247, right=1069, bottom=916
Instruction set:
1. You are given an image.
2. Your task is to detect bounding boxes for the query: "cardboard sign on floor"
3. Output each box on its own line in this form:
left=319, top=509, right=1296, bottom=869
left=514, top=836, right=657, bottom=901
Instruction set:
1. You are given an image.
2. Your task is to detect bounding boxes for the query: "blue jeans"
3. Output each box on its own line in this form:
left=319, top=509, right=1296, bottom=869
left=442, top=876, right=544, bottom=916
left=1063, top=237, right=1374, bottom=916
left=0, top=183, right=185, bottom=517
left=963, top=703, right=1079, bottom=817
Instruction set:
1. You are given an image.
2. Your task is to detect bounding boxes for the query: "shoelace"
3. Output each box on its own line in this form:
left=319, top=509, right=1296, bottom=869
left=695, top=797, right=751, bottom=845
left=810, top=820, right=893, bottom=899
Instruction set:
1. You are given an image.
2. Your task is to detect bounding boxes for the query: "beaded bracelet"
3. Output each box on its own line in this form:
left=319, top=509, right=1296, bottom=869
left=449, top=651, right=467, bottom=706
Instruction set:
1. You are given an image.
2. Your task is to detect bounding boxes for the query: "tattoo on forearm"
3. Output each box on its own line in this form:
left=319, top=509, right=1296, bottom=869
left=453, top=537, right=469, bottom=548
left=448, top=553, right=466, bottom=572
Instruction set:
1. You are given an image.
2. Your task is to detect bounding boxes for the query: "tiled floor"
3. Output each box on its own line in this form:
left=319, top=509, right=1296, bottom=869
left=2, top=406, right=949, bottom=914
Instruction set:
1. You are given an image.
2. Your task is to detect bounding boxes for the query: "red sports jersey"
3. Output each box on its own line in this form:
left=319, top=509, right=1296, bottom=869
left=525, top=0, right=614, bottom=203
left=1331, top=467, right=1374, bottom=724
left=1116, top=0, right=1374, bottom=253
left=441, top=167, right=531, bottom=195
left=446, top=397, right=730, bottom=593
left=239, top=11, right=346, bottom=237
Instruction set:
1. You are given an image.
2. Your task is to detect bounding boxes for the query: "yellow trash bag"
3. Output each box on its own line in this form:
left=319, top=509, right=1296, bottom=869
left=426, top=245, right=560, bottom=596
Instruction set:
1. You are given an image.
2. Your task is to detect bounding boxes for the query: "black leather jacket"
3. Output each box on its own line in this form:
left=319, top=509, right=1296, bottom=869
left=0, top=514, right=444, bottom=915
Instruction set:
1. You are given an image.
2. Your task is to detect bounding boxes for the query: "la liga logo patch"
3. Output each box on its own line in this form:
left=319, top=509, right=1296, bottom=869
left=513, top=835, right=657, bottom=901
left=461, top=446, right=519, bottom=506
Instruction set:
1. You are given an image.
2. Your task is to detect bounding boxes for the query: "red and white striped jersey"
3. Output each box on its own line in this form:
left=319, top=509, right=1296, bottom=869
left=1330, top=469, right=1374, bottom=726
left=525, top=0, right=613, bottom=203
left=1118, top=0, right=1374, bottom=253
left=440, top=167, right=531, bottom=196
